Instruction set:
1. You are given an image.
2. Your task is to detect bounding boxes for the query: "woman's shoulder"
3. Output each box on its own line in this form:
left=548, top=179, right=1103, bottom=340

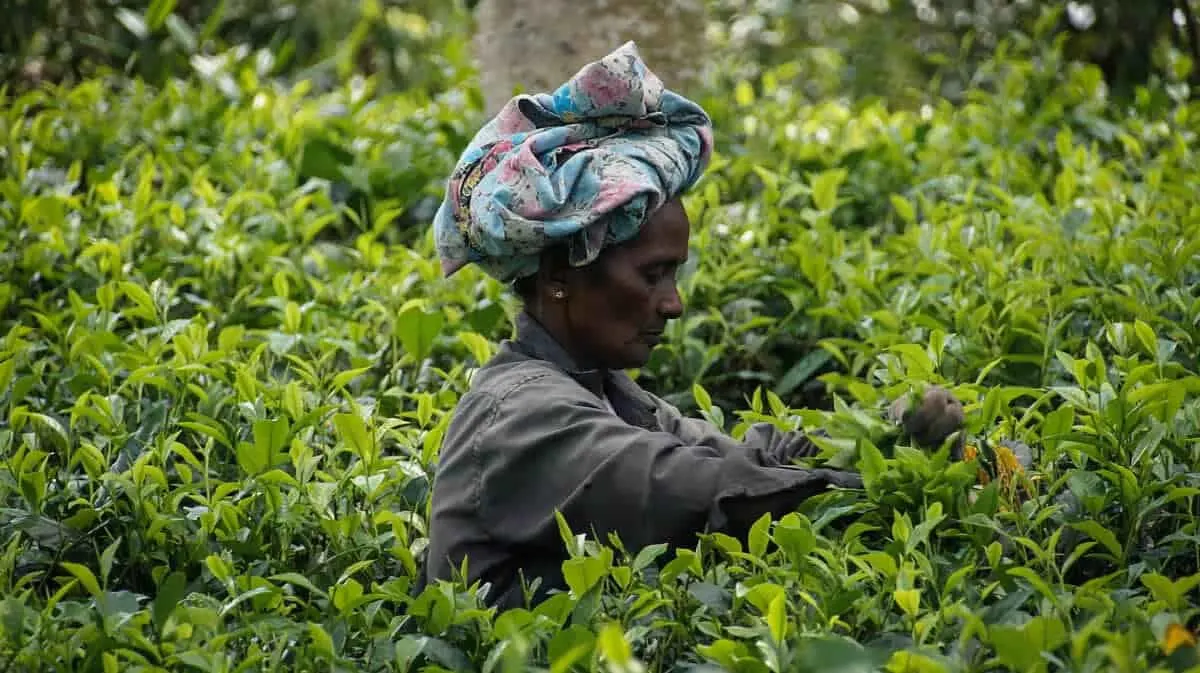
left=441, top=346, right=610, bottom=453
left=464, top=343, right=598, bottom=407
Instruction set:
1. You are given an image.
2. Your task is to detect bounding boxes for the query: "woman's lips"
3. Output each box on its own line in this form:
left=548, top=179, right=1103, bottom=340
left=641, top=332, right=663, bottom=346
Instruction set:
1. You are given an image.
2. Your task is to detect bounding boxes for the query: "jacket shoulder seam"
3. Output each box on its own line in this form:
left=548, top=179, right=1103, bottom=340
left=473, top=361, right=589, bottom=406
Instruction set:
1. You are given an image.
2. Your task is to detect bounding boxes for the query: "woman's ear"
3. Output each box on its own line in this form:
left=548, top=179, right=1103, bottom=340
left=537, top=246, right=572, bottom=301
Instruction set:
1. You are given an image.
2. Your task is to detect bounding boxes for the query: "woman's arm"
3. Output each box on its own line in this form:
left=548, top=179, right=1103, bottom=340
left=462, top=374, right=862, bottom=555
left=647, top=393, right=826, bottom=466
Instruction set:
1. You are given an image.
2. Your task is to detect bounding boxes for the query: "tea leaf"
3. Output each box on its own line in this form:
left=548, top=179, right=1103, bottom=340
left=333, top=412, right=373, bottom=459
left=253, top=417, right=290, bottom=467
left=236, top=440, right=268, bottom=476
left=331, top=366, right=370, bottom=390
left=748, top=512, right=771, bottom=558
left=98, top=538, right=120, bottom=586
left=398, top=306, right=444, bottom=363
left=767, top=593, right=787, bottom=643
left=597, top=622, right=638, bottom=671
left=152, top=571, right=188, bottom=631
left=810, top=168, right=847, bottom=212
left=890, top=194, right=916, bottom=225
left=893, top=588, right=920, bottom=618
left=562, top=556, right=608, bottom=597
left=60, top=562, right=103, bottom=598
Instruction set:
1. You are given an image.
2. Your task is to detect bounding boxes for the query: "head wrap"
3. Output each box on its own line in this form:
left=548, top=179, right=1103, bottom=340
left=433, top=41, right=714, bottom=283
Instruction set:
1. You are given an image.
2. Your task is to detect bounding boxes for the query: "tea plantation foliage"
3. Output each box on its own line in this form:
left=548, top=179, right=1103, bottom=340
left=4, top=17, right=1200, bottom=673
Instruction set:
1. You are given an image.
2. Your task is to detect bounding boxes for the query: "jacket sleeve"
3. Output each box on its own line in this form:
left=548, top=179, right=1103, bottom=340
left=467, top=374, right=862, bottom=555
left=647, top=393, right=826, bottom=466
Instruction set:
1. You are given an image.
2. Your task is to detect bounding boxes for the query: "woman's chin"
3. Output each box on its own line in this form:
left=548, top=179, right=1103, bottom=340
left=606, top=343, right=655, bottom=370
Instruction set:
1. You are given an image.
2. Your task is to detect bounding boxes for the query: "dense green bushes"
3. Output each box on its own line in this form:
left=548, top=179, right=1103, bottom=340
left=2, top=0, right=472, bottom=96
left=2, top=16, right=1200, bottom=673
left=7, top=1, right=1198, bottom=106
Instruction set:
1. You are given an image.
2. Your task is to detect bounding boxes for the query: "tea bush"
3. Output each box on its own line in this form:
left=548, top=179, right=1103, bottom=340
left=2, top=22, right=1200, bottom=673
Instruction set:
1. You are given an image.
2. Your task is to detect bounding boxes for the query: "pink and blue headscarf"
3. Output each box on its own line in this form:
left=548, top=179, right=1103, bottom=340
left=433, top=41, right=714, bottom=283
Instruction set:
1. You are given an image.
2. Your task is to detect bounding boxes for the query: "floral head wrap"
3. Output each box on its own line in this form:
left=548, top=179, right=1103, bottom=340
left=433, top=41, right=714, bottom=283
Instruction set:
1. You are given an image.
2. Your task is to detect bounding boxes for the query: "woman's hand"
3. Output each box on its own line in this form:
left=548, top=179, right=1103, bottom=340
left=888, top=385, right=965, bottom=455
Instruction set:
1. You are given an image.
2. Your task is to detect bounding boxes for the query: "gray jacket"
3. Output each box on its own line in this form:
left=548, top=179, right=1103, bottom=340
left=422, top=312, right=863, bottom=609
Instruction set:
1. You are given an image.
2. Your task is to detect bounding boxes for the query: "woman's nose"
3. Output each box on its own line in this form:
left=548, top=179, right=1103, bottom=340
left=659, top=284, right=684, bottom=318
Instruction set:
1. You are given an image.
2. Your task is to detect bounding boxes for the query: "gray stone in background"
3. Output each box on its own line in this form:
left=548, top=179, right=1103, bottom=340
left=471, top=0, right=708, bottom=115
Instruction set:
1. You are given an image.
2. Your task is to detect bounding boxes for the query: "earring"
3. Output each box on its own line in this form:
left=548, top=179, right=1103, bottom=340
left=552, top=288, right=566, bottom=300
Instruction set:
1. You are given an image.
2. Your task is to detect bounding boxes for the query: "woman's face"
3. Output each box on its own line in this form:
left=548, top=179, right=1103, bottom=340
left=556, top=199, right=690, bottom=370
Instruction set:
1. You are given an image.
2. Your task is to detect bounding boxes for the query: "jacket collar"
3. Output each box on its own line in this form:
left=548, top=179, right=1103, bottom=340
left=511, top=311, right=608, bottom=397
left=510, top=311, right=660, bottom=429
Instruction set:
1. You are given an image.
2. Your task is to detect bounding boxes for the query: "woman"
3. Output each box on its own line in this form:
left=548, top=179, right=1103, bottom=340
left=423, top=42, right=964, bottom=610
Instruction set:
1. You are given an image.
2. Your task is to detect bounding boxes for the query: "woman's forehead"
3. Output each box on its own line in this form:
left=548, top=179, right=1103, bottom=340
left=614, top=205, right=691, bottom=264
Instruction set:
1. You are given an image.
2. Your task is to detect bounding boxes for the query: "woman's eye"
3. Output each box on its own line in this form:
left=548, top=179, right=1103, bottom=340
left=642, top=267, right=666, bottom=284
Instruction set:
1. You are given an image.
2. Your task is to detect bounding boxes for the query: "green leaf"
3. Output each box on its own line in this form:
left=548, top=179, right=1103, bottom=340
left=0, top=599, right=28, bottom=643
left=308, top=622, right=337, bottom=658
left=893, top=588, right=920, bottom=617
left=1069, top=520, right=1123, bottom=560
left=164, top=14, right=198, bottom=52
left=219, top=586, right=276, bottom=617
left=747, top=512, right=771, bottom=558
left=793, top=635, right=887, bottom=673
left=331, top=366, right=370, bottom=390
left=943, top=564, right=974, bottom=595
left=1007, top=566, right=1062, bottom=607
left=115, top=7, right=149, bottom=39
left=459, top=332, right=496, bottom=364
left=1131, top=421, right=1167, bottom=467
left=1067, top=470, right=1107, bottom=515
left=548, top=625, right=596, bottom=668
left=99, top=538, right=121, bottom=586
left=61, top=562, right=103, bottom=598
left=777, top=350, right=833, bottom=397
left=861, top=551, right=898, bottom=578
left=989, top=616, right=1068, bottom=672
left=1141, top=573, right=1200, bottom=613
left=235, top=440, right=268, bottom=476
left=145, top=0, right=178, bottom=29
left=299, top=137, right=354, bottom=183
left=773, top=513, right=816, bottom=567
left=12, top=409, right=69, bottom=451
left=119, top=281, right=158, bottom=322
left=810, top=168, right=848, bottom=212
left=331, top=578, right=364, bottom=613
left=1133, top=319, right=1157, bottom=357
left=253, top=417, right=290, bottom=468
left=696, top=639, right=749, bottom=671
left=152, top=571, right=188, bottom=631
left=0, top=358, right=15, bottom=397
left=734, top=80, right=755, bottom=107
left=269, top=573, right=328, bottom=599
left=890, top=194, right=917, bottom=224
left=1041, top=404, right=1074, bottom=453
left=766, top=593, right=787, bottom=643
left=857, top=439, right=886, bottom=495
left=178, top=419, right=231, bottom=449
left=693, top=383, right=713, bottom=412
left=597, top=623, right=636, bottom=668
left=562, top=556, right=608, bottom=597
left=333, top=412, right=374, bottom=459
left=397, top=306, right=445, bottom=363
left=741, top=583, right=784, bottom=617
left=631, top=543, right=669, bottom=573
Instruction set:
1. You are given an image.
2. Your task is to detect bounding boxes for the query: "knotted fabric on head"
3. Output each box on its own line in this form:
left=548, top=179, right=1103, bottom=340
left=433, top=41, right=714, bottom=283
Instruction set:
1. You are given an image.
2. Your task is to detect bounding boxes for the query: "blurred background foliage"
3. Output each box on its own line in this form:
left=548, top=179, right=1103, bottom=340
left=2, top=0, right=1197, bottom=107
left=2, top=0, right=1196, bottom=413
left=707, top=0, right=1199, bottom=106
left=1, top=0, right=474, bottom=97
